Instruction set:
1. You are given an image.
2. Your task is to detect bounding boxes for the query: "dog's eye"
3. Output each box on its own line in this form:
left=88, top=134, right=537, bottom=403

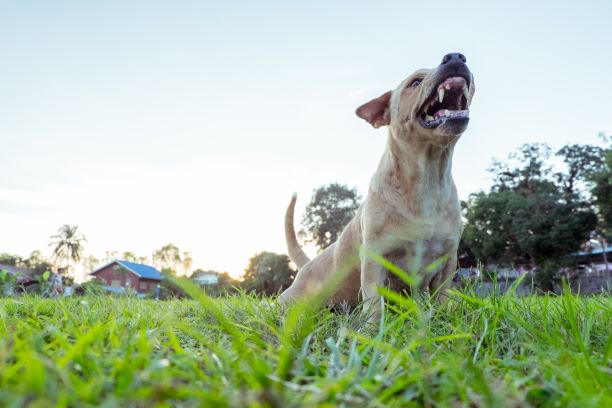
left=408, top=79, right=422, bottom=88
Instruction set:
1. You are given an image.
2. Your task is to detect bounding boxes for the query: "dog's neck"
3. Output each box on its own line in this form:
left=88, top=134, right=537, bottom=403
left=381, top=130, right=459, bottom=207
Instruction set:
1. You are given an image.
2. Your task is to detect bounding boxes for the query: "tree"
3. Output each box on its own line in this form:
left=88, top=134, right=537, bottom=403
left=49, top=225, right=87, bottom=277
left=463, top=143, right=599, bottom=290
left=217, top=271, right=237, bottom=289
left=82, top=255, right=101, bottom=274
left=488, top=143, right=556, bottom=195
left=300, top=183, right=361, bottom=251
left=0, top=252, right=53, bottom=281
left=102, top=250, right=119, bottom=264
left=152, top=244, right=183, bottom=275
left=463, top=190, right=596, bottom=267
left=121, top=251, right=138, bottom=262
left=241, top=252, right=296, bottom=295
left=182, top=251, right=193, bottom=276
left=0, top=253, right=23, bottom=266
left=555, top=144, right=604, bottom=196
left=26, top=250, right=46, bottom=267
left=588, top=135, right=612, bottom=239
left=586, top=135, right=612, bottom=274
left=25, top=251, right=54, bottom=279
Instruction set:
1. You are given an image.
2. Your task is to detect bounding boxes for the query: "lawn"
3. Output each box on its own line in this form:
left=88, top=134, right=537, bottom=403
left=0, top=284, right=610, bottom=407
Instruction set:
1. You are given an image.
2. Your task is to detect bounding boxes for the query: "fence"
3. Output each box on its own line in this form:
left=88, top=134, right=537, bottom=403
left=452, top=275, right=612, bottom=296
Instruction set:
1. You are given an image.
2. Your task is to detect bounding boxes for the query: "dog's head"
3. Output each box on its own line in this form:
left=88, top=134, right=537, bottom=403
left=356, top=53, right=475, bottom=144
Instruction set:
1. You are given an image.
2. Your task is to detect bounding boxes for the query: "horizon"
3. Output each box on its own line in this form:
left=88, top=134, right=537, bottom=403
left=2, top=1, right=612, bottom=281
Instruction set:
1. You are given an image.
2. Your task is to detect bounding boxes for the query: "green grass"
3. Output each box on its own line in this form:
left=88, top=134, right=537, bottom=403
left=0, top=286, right=610, bottom=407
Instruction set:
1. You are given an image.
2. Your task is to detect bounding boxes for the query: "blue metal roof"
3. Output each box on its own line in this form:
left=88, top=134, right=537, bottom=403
left=574, top=247, right=612, bottom=257
left=116, top=260, right=162, bottom=280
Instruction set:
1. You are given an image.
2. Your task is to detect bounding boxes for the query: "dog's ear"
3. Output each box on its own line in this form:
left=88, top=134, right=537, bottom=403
left=355, top=91, right=392, bottom=128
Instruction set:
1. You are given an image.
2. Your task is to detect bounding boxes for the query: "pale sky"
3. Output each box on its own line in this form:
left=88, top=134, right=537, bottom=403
left=2, top=0, right=611, bottom=280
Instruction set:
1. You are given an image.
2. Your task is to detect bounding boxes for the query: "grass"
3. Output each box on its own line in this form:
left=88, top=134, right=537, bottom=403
left=0, top=284, right=610, bottom=407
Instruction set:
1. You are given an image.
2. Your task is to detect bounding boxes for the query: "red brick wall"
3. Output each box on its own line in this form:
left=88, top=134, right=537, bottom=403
left=92, top=263, right=159, bottom=293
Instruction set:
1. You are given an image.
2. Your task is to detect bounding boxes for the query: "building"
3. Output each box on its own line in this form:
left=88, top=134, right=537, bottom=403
left=574, top=247, right=612, bottom=276
left=191, top=270, right=220, bottom=285
left=90, top=260, right=162, bottom=294
left=0, top=264, right=37, bottom=286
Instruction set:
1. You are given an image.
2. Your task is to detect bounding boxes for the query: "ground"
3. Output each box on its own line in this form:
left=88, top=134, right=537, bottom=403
left=0, top=285, right=610, bottom=407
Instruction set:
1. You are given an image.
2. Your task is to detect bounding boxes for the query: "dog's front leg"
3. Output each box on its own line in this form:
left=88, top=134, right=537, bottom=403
left=428, top=255, right=458, bottom=303
left=360, top=256, right=386, bottom=325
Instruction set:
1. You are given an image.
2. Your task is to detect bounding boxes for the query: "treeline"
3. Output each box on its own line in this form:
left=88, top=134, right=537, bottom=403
left=2, top=137, right=609, bottom=295
left=462, top=138, right=611, bottom=289
left=247, top=138, right=611, bottom=293
left=0, top=183, right=362, bottom=297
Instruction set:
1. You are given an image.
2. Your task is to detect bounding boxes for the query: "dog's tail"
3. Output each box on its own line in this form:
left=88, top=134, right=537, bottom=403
left=285, top=193, right=311, bottom=269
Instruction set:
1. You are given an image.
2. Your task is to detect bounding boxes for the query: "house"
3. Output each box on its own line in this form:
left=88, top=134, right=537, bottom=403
left=191, top=270, right=219, bottom=285
left=90, top=260, right=162, bottom=294
left=0, top=263, right=37, bottom=286
left=574, top=247, right=612, bottom=276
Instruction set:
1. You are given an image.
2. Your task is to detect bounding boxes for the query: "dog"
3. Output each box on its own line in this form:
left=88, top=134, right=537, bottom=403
left=279, top=53, right=475, bottom=316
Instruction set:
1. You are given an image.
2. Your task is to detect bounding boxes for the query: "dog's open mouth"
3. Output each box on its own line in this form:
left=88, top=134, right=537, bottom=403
left=418, top=76, right=469, bottom=129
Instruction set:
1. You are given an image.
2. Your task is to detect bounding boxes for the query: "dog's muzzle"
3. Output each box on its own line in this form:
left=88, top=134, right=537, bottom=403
left=417, top=53, right=472, bottom=130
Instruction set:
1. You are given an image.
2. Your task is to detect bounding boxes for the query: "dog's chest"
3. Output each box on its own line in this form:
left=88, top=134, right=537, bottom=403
left=371, top=181, right=461, bottom=240
left=383, top=238, right=456, bottom=291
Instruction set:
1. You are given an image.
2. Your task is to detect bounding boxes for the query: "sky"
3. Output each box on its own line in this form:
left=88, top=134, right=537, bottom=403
left=1, top=0, right=612, bottom=281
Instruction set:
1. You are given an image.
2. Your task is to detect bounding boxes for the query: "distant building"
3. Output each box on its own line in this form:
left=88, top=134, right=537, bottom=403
left=191, top=270, right=220, bottom=285
left=456, top=267, right=480, bottom=280
left=0, top=264, right=37, bottom=286
left=90, top=260, right=162, bottom=294
left=574, top=247, right=612, bottom=276
left=494, top=266, right=528, bottom=279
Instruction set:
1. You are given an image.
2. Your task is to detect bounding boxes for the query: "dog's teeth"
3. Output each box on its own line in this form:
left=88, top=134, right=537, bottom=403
left=426, top=115, right=434, bottom=121
left=445, top=109, right=451, bottom=116
left=438, top=88, right=445, bottom=103
left=463, top=85, right=470, bottom=102
left=445, top=83, right=451, bottom=90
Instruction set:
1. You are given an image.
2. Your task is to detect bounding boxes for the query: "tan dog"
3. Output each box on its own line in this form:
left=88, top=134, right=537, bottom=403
left=279, top=53, right=475, bottom=315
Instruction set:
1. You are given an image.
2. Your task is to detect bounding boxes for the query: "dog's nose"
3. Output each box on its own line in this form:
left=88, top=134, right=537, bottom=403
left=441, top=53, right=467, bottom=65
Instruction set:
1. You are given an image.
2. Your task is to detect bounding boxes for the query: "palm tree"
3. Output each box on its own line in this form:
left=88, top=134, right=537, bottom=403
left=49, top=225, right=87, bottom=277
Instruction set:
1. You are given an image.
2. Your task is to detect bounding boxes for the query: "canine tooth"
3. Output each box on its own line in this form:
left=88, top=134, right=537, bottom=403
left=438, top=88, right=445, bottom=103
left=445, top=109, right=451, bottom=116
left=445, top=83, right=451, bottom=90
left=426, top=115, right=434, bottom=121
left=463, top=85, right=470, bottom=101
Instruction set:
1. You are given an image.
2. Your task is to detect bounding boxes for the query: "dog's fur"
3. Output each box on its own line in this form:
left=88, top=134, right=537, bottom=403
left=279, top=53, right=475, bottom=314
